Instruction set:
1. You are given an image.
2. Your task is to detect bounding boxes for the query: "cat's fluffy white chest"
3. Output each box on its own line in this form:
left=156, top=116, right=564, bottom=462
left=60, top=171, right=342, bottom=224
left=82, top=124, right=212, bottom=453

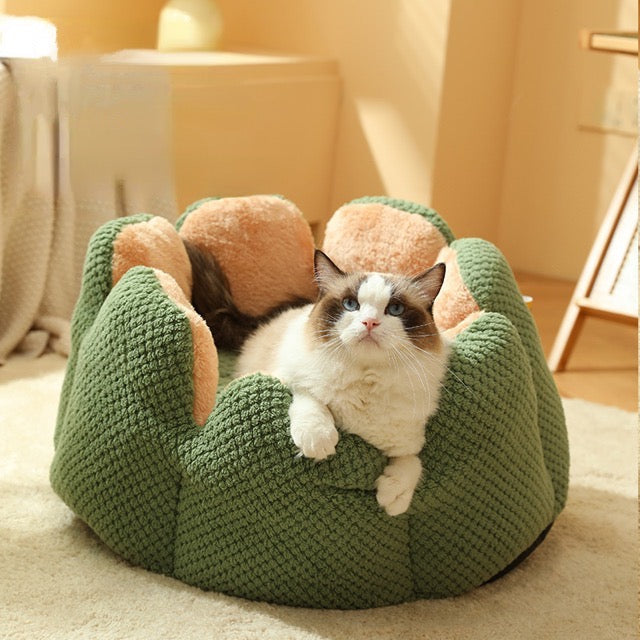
left=321, top=363, right=433, bottom=457
left=274, top=315, right=442, bottom=457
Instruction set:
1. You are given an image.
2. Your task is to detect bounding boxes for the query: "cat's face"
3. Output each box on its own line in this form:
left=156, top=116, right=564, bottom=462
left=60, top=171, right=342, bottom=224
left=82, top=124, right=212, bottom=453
left=309, top=251, right=445, bottom=359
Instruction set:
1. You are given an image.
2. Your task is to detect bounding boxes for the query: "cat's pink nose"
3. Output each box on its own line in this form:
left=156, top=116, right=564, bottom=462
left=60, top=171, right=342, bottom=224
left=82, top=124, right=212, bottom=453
left=362, top=318, right=380, bottom=332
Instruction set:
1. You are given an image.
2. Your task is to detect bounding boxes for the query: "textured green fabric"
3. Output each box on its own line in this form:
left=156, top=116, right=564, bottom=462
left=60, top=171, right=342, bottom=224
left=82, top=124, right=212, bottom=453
left=50, top=200, right=569, bottom=609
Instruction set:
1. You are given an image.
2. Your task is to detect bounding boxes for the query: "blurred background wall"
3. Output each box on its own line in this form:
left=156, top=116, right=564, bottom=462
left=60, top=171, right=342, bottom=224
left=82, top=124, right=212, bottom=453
left=5, top=1, right=165, bottom=53
left=4, top=0, right=637, bottom=280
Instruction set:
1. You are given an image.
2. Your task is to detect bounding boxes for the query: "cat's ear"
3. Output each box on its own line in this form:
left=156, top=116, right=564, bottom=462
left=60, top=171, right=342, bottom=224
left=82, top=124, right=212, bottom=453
left=314, top=250, right=345, bottom=292
left=413, top=263, right=446, bottom=307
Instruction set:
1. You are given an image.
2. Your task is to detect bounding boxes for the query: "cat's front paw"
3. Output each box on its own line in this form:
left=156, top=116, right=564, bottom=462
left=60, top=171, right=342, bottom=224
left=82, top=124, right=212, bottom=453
left=290, top=418, right=339, bottom=461
left=375, top=456, right=422, bottom=516
left=289, top=410, right=339, bottom=461
left=289, top=393, right=339, bottom=461
left=375, top=473, right=414, bottom=516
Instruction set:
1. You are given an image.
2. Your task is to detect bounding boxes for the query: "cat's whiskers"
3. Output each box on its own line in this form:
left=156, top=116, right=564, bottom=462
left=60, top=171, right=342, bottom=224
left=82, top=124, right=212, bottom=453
left=387, top=345, right=423, bottom=422
left=404, top=320, right=442, bottom=346
left=392, top=342, right=432, bottom=410
left=317, top=332, right=357, bottom=368
left=404, top=341, right=472, bottom=396
left=319, top=336, right=345, bottom=360
left=385, top=347, right=422, bottom=423
left=405, top=322, right=438, bottom=332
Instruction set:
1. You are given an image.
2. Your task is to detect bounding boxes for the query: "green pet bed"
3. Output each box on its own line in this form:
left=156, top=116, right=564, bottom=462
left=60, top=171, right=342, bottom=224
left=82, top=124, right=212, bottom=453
left=51, top=195, right=569, bottom=609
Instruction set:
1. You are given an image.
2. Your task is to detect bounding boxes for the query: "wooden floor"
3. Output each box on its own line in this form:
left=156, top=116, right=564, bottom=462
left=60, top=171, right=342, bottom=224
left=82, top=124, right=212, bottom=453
left=515, top=273, right=637, bottom=412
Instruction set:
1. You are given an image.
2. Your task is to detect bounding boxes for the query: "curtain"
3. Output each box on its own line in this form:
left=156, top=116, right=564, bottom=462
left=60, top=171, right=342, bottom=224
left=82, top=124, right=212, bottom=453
left=0, top=57, right=176, bottom=363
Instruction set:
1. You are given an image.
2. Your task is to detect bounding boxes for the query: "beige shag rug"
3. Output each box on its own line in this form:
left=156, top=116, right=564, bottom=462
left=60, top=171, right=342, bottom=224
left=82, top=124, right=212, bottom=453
left=1, top=354, right=637, bottom=639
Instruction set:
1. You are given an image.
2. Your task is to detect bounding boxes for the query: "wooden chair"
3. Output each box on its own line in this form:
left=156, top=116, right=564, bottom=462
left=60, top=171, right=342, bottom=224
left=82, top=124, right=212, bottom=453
left=548, top=151, right=637, bottom=372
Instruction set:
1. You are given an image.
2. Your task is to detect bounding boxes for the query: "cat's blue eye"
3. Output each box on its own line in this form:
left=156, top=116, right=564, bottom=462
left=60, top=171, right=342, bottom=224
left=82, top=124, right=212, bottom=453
left=342, top=297, right=359, bottom=312
left=386, top=302, right=405, bottom=316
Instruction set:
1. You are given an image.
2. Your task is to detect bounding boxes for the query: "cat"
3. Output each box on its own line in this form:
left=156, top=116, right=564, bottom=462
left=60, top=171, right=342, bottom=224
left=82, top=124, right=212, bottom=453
left=186, top=243, right=449, bottom=516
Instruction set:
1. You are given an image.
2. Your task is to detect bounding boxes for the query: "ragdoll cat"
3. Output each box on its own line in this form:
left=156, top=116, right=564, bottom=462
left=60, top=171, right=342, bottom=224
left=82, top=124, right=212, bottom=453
left=186, top=243, right=449, bottom=516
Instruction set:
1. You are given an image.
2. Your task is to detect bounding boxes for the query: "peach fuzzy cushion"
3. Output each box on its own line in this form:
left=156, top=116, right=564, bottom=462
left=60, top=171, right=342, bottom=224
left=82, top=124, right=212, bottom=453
left=179, top=196, right=317, bottom=316
left=152, top=268, right=218, bottom=426
left=322, top=201, right=480, bottom=335
left=323, top=202, right=449, bottom=277
left=112, top=216, right=192, bottom=297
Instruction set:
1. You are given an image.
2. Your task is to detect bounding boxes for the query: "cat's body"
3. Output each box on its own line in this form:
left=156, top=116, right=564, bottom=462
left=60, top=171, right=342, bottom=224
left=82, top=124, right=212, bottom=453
left=236, top=300, right=444, bottom=460
left=189, top=246, right=449, bottom=516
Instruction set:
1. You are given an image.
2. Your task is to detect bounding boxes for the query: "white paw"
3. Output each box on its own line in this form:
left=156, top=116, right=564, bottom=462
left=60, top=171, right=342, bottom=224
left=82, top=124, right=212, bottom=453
left=375, top=458, right=421, bottom=516
left=289, top=407, right=339, bottom=461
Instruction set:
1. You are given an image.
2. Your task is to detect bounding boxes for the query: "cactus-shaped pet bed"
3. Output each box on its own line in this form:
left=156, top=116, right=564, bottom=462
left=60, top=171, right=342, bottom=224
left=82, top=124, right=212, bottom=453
left=51, top=195, right=569, bottom=609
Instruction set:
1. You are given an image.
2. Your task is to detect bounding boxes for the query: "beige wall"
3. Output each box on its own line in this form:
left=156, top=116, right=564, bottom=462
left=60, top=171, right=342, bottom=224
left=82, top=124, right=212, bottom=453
left=5, top=0, right=637, bottom=279
left=431, top=0, right=522, bottom=243
left=497, top=0, right=636, bottom=280
left=216, top=0, right=452, bottom=214
left=217, top=0, right=637, bottom=279
left=8, top=0, right=452, bottom=227
left=5, top=0, right=165, bottom=53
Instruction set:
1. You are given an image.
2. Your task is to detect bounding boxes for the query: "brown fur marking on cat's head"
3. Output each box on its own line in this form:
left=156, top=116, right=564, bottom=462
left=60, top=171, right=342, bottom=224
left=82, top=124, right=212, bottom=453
left=387, top=264, right=445, bottom=353
left=309, top=250, right=445, bottom=353
left=310, top=250, right=364, bottom=340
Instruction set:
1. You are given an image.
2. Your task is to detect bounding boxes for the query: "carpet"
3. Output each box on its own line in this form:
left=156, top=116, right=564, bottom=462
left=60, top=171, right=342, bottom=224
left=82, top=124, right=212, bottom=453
left=1, top=354, right=637, bottom=639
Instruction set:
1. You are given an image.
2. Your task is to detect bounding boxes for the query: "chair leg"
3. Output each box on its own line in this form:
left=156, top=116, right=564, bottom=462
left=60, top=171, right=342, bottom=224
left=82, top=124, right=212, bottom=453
left=548, top=303, right=585, bottom=372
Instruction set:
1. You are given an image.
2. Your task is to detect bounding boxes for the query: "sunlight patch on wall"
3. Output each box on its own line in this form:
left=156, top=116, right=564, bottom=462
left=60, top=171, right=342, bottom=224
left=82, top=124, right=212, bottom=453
left=356, top=97, right=431, bottom=203
left=388, top=0, right=451, bottom=204
left=394, top=0, right=450, bottom=115
left=0, top=15, right=57, bottom=59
